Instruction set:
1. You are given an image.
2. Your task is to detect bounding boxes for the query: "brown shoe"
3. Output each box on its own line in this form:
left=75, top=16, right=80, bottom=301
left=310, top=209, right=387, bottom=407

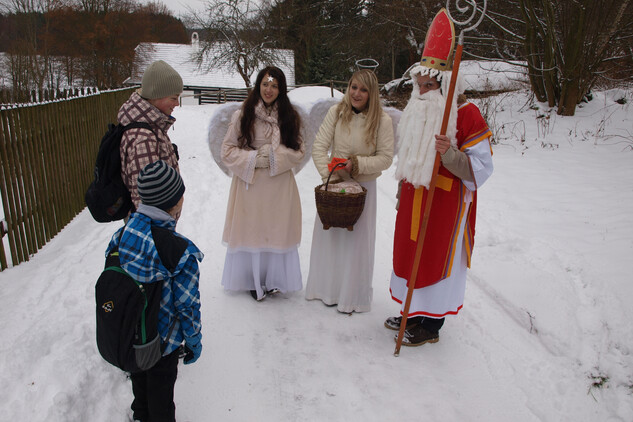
left=395, top=324, right=439, bottom=346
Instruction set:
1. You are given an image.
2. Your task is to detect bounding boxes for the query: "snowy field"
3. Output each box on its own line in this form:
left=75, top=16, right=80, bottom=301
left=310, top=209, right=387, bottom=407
left=0, top=80, right=632, bottom=421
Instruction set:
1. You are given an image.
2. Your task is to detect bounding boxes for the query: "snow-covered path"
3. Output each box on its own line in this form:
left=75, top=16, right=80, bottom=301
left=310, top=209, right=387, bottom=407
left=1, top=88, right=631, bottom=421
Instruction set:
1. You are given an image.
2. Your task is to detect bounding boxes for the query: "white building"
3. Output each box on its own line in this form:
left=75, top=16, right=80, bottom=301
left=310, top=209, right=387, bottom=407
left=124, top=33, right=296, bottom=104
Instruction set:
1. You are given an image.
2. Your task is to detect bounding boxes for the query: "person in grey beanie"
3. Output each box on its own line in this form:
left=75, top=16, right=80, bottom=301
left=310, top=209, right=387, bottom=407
left=117, top=60, right=184, bottom=214
left=106, top=160, right=204, bottom=422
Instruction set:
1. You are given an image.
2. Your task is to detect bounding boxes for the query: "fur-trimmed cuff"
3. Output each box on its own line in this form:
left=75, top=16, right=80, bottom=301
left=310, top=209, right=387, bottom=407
left=349, top=155, right=360, bottom=179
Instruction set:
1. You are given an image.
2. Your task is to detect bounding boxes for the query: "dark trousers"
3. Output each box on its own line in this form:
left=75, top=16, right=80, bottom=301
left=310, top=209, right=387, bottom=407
left=410, top=316, right=445, bottom=333
left=130, top=350, right=179, bottom=422
left=421, top=316, right=445, bottom=333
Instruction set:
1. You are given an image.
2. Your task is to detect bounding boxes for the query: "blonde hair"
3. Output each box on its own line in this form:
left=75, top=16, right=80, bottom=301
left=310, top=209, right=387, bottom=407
left=336, top=69, right=382, bottom=146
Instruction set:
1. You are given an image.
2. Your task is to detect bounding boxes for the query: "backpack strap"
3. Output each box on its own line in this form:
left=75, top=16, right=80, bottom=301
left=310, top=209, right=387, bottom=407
left=104, top=226, right=126, bottom=268
left=151, top=226, right=188, bottom=273
left=123, top=121, right=154, bottom=133
left=123, top=122, right=161, bottom=158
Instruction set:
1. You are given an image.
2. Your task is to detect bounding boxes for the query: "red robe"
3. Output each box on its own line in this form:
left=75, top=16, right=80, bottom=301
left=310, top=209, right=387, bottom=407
left=393, top=103, right=492, bottom=288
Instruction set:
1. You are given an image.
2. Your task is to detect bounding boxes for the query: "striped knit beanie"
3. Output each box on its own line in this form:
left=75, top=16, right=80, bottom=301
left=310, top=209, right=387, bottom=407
left=137, top=161, right=185, bottom=211
left=140, top=60, right=183, bottom=100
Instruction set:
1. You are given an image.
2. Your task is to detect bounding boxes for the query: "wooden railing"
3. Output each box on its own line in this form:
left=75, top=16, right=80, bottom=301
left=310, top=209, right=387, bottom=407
left=0, top=87, right=135, bottom=270
left=188, top=80, right=350, bottom=104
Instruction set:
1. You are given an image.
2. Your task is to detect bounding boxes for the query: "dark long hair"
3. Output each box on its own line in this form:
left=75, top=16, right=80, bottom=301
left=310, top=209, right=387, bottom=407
left=238, top=66, right=302, bottom=151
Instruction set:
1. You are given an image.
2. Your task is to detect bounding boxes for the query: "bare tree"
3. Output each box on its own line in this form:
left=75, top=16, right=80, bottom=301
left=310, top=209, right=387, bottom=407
left=481, top=0, right=633, bottom=116
left=191, top=0, right=290, bottom=88
left=0, top=0, right=187, bottom=91
left=361, top=0, right=442, bottom=81
left=75, top=0, right=135, bottom=13
left=520, top=0, right=633, bottom=115
left=0, top=0, right=58, bottom=92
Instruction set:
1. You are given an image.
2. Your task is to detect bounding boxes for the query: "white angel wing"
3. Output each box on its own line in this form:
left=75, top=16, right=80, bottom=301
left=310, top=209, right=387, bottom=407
left=304, top=97, right=340, bottom=156
left=292, top=97, right=341, bottom=174
left=289, top=87, right=344, bottom=174
left=383, top=106, right=402, bottom=155
left=291, top=102, right=311, bottom=174
left=207, top=102, right=242, bottom=176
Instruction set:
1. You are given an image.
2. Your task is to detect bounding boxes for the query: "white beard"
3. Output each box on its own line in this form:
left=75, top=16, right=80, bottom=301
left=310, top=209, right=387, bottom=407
left=395, top=87, right=458, bottom=189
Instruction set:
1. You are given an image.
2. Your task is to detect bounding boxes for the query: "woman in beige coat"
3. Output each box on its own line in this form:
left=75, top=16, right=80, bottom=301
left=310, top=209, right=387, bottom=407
left=221, top=66, right=305, bottom=300
left=305, top=69, right=394, bottom=313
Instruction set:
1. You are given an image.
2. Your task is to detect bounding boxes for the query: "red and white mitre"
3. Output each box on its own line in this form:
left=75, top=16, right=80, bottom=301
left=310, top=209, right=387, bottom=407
left=409, top=8, right=462, bottom=94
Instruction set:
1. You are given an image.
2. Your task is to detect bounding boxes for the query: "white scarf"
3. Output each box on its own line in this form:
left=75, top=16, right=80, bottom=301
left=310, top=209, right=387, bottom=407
left=254, top=101, right=282, bottom=175
left=395, top=77, right=458, bottom=189
left=254, top=101, right=281, bottom=149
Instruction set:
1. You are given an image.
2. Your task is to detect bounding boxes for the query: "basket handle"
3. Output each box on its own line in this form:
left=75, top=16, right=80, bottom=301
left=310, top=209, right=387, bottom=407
left=325, top=162, right=347, bottom=191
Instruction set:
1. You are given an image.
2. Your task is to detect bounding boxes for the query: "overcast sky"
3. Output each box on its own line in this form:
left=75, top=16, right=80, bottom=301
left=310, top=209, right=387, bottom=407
left=147, top=0, right=208, bottom=18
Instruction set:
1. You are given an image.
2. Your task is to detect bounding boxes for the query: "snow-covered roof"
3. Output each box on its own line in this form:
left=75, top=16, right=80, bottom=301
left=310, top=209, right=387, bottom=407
left=125, top=34, right=295, bottom=90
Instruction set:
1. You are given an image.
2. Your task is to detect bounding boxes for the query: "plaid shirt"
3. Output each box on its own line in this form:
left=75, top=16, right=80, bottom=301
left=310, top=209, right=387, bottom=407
left=106, top=208, right=204, bottom=355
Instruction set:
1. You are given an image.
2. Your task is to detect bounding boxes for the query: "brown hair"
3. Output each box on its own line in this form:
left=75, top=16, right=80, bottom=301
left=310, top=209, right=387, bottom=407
left=238, top=66, right=302, bottom=151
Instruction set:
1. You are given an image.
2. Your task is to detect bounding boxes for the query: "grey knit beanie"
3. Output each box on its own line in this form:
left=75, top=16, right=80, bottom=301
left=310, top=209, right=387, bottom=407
left=137, top=161, right=185, bottom=211
left=140, top=60, right=183, bottom=100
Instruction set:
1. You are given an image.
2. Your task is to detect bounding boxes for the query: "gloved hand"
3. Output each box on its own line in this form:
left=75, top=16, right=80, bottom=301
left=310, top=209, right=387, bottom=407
left=183, top=334, right=202, bottom=365
left=255, top=144, right=271, bottom=168
left=255, top=155, right=270, bottom=168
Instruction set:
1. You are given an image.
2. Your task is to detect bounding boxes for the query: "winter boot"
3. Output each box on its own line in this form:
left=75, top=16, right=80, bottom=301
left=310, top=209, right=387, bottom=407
left=395, top=324, right=439, bottom=346
left=384, top=316, right=422, bottom=331
left=250, top=290, right=267, bottom=301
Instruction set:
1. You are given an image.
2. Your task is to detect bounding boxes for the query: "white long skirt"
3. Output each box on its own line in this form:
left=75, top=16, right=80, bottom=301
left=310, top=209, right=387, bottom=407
left=305, top=180, right=377, bottom=313
left=221, top=248, right=302, bottom=299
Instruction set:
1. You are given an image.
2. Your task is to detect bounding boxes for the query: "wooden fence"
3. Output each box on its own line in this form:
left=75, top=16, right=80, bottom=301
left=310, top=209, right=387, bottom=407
left=189, top=87, right=249, bottom=105
left=0, top=87, right=135, bottom=271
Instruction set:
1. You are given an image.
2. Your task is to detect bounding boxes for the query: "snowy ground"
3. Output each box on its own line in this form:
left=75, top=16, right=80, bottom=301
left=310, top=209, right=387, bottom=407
left=0, top=84, right=632, bottom=421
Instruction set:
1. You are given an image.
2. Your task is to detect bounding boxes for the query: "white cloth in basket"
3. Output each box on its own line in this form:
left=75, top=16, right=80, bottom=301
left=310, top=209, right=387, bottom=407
left=320, top=180, right=364, bottom=194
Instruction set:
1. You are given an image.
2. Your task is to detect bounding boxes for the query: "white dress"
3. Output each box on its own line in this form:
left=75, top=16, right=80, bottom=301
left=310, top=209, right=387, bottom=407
left=306, top=180, right=377, bottom=313
left=305, top=105, right=393, bottom=313
left=220, top=103, right=305, bottom=299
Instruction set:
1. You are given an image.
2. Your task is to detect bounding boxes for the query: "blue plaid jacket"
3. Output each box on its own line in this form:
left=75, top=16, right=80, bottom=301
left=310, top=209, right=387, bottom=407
left=106, top=206, right=204, bottom=355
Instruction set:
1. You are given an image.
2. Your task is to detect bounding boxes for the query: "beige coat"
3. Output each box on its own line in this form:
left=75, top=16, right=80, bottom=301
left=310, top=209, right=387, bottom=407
left=221, top=107, right=305, bottom=251
left=312, top=105, right=394, bottom=183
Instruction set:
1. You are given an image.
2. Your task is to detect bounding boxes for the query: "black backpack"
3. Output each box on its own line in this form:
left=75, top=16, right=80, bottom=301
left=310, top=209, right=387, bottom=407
left=95, top=226, right=188, bottom=373
left=85, top=122, right=153, bottom=222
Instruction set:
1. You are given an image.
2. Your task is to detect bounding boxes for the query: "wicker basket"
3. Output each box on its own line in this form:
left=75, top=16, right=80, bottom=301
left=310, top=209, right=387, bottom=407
left=314, top=163, right=367, bottom=231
